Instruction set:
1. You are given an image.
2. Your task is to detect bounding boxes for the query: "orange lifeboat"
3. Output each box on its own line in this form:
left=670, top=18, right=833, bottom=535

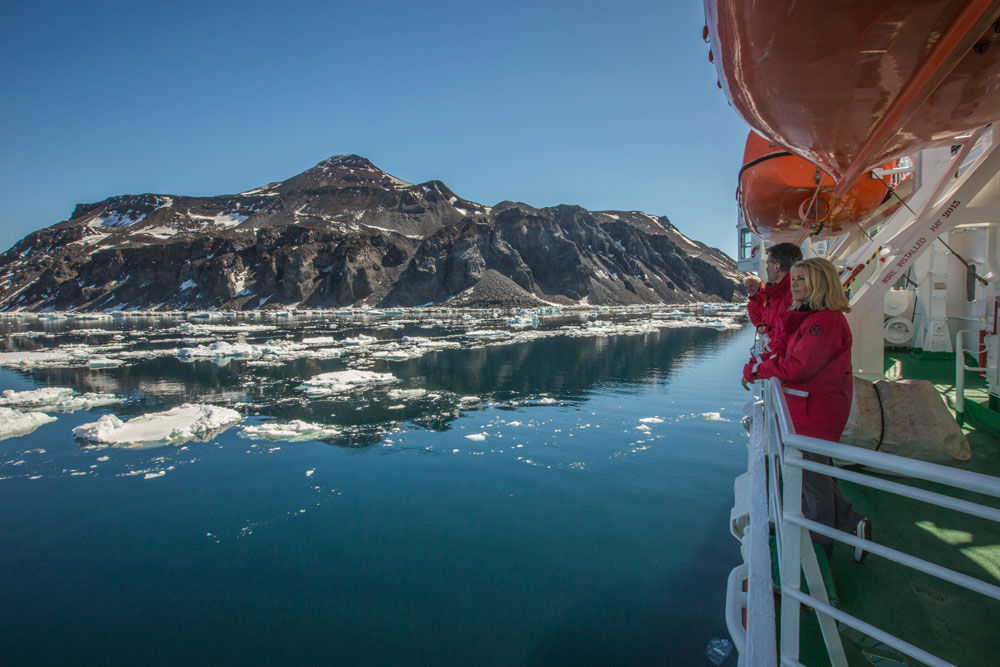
left=739, top=131, right=910, bottom=242
left=706, top=0, right=1000, bottom=193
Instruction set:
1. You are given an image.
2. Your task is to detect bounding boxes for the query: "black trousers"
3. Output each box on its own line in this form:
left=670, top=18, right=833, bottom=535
left=801, top=452, right=864, bottom=552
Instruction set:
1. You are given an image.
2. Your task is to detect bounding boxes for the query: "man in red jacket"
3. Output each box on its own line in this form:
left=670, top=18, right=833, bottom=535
left=758, top=242, right=803, bottom=355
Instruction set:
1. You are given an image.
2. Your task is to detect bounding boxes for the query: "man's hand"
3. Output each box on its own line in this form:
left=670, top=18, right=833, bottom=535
left=741, top=376, right=752, bottom=390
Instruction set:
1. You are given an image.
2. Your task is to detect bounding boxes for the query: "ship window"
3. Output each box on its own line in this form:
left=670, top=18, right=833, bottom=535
left=738, top=228, right=754, bottom=260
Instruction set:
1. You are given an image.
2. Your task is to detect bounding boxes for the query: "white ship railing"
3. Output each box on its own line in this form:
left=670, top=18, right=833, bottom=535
left=729, top=376, right=1000, bottom=666
left=955, top=328, right=989, bottom=426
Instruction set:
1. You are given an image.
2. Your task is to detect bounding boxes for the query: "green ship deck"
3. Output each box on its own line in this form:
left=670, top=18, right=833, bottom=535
left=798, top=350, right=1000, bottom=666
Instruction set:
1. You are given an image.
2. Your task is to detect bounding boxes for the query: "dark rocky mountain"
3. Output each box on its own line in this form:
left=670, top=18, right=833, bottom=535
left=0, top=155, right=742, bottom=311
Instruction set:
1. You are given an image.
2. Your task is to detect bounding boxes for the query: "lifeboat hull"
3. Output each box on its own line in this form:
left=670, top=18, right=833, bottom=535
left=706, top=0, right=1000, bottom=185
left=739, top=132, right=908, bottom=241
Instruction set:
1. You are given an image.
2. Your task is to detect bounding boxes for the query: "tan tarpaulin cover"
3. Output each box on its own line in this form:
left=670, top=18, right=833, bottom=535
left=840, top=378, right=971, bottom=463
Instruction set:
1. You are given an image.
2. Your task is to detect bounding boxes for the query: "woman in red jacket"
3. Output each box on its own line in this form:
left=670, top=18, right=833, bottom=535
left=742, top=258, right=871, bottom=560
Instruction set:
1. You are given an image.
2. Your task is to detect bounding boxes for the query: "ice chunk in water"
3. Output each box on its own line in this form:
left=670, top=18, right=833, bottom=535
left=464, top=330, right=511, bottom=339
left=297, top=370, right=397, bottom=397
left=0, top=387, right=75, bottom=407
left=239, top=420, right=342, bottom=442
left=705, top=637, right=733, bottom=665
left=72, top=404, right=242, bottom=448
left=87, top=357, right=124, bottom=369
left=387, top=388, right=427, bottom=401
left=701, top=412, right=728, bottom=422
left=0, top=407, right=57, bottom=441
left=0, top=387, right=121, bottom=413
left=341, top=334, right=376, bottom=346
left=47, top=393, right=122, bottom=413
left=302, top=336, right=336, bottom=345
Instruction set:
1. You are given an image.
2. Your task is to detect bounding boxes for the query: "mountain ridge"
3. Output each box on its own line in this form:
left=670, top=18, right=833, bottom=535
left=0, top=155, right=742, bottom=311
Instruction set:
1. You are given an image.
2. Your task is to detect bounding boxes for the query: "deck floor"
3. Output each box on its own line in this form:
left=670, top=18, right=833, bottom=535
left=800, top=351, right=1000, bottom=666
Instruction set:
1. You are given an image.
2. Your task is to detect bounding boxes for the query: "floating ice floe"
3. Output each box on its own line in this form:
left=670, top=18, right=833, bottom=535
left=0, top=387, right=122, bottom=413
left=0, top=407, right=57, bottom=441
left=239, top=420, right=342, bottom=442
left=506, top=315, right=538, bottom=329
left=373, top=338, right=462, bottom=360
left=464, top=432, right=487, bottom=441
left=297, top=370, right=397, bottom=397
left=341, top=334, right=377, bottom=346
left=465, top=330, right=511, bottom=339
left=72, top=404, right=242, bottom=448
left=0, top=387, right=74, bottom=407
left=639, top=417, right=665, bottom=424
left=370, top=343, right=416, bottom=361
left=0, top=349, right=86, bottom=369
left=88, top=357, right=124, bottom=369
left=701, top=412, right=729, bottom=422
left=177, top=339, right=301, bottom=361
left=302, top=336, right=337, bottom=345
left=705, top=638, right=734, bottom=666
left=387, top=388, right=427, bottom=401
left=175, top=322, right=276, bottom=336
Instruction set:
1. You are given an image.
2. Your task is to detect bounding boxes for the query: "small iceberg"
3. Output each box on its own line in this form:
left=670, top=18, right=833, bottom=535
left=72, top=404, right=242, bottom=448
left=341, top=334, right=377, bottom=346
left=0, top=407, right=57, bottom=441
left=387, top=388, right=428, bottom=401
left=705, top=637, right=733, bottom=665
left=0, top=387, right=74, bottom=407
left=302, top=336, right=337, bottom=345
left=239, top=420, right=342, bottom=442
left=0, top=387, right=121, bottom=413
left=87, top=356, right=124, bottom=369
left=465, top=330, right=511, bottom=339
left=297, top=370, right=397, bottom=397
left=175, top=339, right=308, bottom=362
left=176, top=341, right=262, bottom=360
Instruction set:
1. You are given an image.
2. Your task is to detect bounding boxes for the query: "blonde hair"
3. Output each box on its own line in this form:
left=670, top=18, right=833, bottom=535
left=791, top=258, right=850, bottom=312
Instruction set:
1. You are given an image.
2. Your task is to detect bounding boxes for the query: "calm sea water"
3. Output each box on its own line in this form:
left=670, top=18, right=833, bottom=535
left=0, top=313, right=751, bottom=666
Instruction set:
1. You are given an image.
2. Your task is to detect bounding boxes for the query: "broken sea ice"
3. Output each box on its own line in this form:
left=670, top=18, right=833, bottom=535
left=72, top=404, right=242, bottom=448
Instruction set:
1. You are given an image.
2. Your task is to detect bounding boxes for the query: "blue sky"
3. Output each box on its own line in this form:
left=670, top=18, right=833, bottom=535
left=0, top=0, right=750, bottom=256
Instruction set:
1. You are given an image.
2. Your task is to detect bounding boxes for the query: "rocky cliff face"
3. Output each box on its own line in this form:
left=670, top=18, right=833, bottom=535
left=0, top=155, right=742, bottom=311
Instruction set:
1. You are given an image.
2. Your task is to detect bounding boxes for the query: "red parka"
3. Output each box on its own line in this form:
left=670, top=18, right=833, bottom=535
left=743, top=308, right=853, bottom=442
left=759, top=273, right=793, bottom=354
left=747, top=291, right=766, bottom=327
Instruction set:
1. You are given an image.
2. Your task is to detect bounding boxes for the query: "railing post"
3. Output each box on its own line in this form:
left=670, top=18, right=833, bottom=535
left=746, top=385, right=777, bottom=664
left=779, top=439, right=804, bottom=662
left=956, top=329, right=967, bottom=426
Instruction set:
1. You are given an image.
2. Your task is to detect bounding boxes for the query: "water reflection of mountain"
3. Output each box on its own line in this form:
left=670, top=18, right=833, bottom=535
left=20, top=322, right=743, bottom=448
left=396, top=326, right=739, bottom=398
